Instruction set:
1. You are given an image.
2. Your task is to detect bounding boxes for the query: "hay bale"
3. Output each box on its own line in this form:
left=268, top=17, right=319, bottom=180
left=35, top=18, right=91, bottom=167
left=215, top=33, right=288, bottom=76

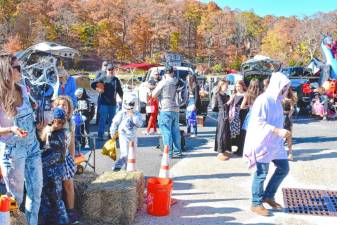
left=10, top=211, right=27, bottom=225
left=75, top=171, right=144, bottom=225
left=74, top=171, right=99, bottom=216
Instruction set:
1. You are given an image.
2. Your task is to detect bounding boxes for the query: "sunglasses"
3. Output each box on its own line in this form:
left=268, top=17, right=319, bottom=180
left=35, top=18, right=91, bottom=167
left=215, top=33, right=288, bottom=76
left=103, top=64, right=108, bottom=67
left=12, top=65, right=21, bottom=73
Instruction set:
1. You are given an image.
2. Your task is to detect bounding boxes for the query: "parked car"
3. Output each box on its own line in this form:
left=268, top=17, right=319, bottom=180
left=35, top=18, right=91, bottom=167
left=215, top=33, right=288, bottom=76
left=138, top=66, right=194, bottom=124
left=241, top=55, right=282, bottom=85
left=281, top=66, right=320, bottom=114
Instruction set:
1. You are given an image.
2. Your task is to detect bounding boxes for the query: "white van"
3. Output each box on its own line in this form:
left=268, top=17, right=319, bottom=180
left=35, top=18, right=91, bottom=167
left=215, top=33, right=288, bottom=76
left=138, top=66, right=193, bottom=123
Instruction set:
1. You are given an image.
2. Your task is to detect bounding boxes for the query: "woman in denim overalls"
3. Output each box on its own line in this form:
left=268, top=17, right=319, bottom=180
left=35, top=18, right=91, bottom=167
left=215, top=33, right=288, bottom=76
left=0, top=53, right=42, bottom=225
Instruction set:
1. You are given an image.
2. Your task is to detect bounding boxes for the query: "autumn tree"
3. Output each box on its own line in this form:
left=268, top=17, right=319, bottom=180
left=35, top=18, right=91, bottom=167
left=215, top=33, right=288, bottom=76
left=0, top=0, right=22, bottom=44
left=260, top=17, right=300, bottom=64
left=233, top=12, right=263, bottom=58
left=3, top=35, right=23, bottom=53
left=0, top=0, right=336, bottom=67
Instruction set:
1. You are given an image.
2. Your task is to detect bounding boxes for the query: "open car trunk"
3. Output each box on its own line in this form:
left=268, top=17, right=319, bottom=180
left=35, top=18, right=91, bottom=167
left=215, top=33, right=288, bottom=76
left=241, top=55, right=282, bottom=85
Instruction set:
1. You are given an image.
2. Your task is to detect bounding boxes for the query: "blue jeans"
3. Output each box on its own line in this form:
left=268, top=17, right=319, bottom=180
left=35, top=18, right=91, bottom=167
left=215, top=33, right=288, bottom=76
left=158, top=111, right=181, bottom=157
left=0, top=94, right=43, bottom=225
left=98, top=104, right=116, bottom=137
left=252, top=159, right=289, bottom=206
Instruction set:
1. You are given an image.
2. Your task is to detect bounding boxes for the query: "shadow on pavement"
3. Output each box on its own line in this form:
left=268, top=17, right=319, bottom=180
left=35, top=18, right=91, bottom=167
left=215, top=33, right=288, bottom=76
left=294, top=148, right=337, bottom=161
left=293, top=136, right=337, bottom=144
left=173, top=181, right=194, bottom=190
left=175, top=198, right=249, bottom=203
left=184, top=152, right=216, bottom=158
left=293, top=115, right=322, bottom=124
left=173, top=173, right=250, bottom=181
left=137, top=136, right=160, bottom=148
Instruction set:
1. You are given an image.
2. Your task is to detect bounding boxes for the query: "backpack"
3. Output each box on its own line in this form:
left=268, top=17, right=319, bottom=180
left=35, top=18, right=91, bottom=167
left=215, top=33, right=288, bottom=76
left=175, top=79, right=188, bottom=107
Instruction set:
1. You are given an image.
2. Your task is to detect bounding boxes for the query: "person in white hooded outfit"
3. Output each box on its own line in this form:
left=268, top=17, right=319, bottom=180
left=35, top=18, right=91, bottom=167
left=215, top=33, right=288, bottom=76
left=110, top=93, right=143, bottom=171
left=243, top=72, right=291, bottom=216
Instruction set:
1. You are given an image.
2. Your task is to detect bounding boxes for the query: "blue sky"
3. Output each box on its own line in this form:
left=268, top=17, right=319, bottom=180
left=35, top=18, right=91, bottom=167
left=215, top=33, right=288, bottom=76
left=201, top=0, right=336, bottom=17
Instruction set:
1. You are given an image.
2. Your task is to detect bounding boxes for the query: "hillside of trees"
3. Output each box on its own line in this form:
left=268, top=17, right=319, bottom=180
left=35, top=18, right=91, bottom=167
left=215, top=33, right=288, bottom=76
left=1, top=0, right=336, bottom=71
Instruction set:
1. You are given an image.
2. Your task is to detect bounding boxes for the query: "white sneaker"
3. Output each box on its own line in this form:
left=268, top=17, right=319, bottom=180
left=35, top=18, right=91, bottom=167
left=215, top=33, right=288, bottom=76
left=190, top=134, right=197, bottom=138
left=142, top=131, right=149, bottom=135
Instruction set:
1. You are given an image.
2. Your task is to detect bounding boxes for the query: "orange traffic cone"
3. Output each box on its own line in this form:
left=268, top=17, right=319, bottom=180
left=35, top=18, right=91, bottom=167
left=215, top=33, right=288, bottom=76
left=0, top=195, right=10, bottom=225
left=127, top=141, right=136, bottom=172
left=159, top=145, right=170, bottom=178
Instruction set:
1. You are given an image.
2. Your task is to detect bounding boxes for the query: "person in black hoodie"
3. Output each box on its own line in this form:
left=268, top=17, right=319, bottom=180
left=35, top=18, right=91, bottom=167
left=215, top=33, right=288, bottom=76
left=91, top=64, right=123, bottom=139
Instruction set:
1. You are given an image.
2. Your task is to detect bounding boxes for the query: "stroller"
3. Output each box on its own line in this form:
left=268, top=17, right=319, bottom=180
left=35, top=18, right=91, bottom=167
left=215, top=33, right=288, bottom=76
left=73, top=88, right=95, bottom=149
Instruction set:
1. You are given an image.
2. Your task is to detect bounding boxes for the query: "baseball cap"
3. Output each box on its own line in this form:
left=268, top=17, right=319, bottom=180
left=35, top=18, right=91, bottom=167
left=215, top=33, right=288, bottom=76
left=102, top=61, right=108, bottom=66
left=53, top=108, right=66, bottom=120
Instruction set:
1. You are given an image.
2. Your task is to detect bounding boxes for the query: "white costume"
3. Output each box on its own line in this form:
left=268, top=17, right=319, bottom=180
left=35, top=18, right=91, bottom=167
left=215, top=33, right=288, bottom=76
left=110, top=94, right=143, bottom=170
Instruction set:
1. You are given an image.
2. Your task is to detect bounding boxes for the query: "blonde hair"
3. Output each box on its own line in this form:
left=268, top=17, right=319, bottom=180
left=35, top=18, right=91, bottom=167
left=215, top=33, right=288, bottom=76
left=0, top=52, right=19, bottom=117
left=53, top=95, right=73, bottom=121
left=57, top=66, right=68, bottom=78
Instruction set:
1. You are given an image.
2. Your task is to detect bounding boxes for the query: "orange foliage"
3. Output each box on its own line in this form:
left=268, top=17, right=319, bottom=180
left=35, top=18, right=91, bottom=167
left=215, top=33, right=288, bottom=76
left=3, top=36, right=23, bottom=53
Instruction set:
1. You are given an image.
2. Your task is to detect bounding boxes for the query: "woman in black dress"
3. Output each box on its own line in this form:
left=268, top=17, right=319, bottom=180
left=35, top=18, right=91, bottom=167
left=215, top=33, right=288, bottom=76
left=213, top=79, right=231, bottom=160
left=227, top=80, right=247, bottom=156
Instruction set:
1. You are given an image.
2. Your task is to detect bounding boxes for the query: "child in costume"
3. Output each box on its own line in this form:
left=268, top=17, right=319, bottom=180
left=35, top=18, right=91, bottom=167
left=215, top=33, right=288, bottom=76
left=74, top=88, right=94, bottom=149
left=110, top=93, right=143, bottom=171
left=186, top=95, right=197, bottom=137
left=145, top=79, right=159, bottom=135
left=39, top=108, right=69, bottom=225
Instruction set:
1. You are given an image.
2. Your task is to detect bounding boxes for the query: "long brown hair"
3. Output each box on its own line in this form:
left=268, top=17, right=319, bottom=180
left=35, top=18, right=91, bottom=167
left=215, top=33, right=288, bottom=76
left=215, top=79, right=229, bottom=95
left=0, top=52, right=20, bottom=117
left=234, top=80, right=247, bottom=94
left=245, top=78, right=261, bottom=106
left=187, top=74, right=197, bottom=94
left=285, top=88, right=297, bottom=106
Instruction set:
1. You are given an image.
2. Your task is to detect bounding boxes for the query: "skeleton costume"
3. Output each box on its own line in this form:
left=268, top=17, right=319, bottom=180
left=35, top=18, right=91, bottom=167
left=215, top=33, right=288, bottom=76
left=110, top=94, right=143, bottom=170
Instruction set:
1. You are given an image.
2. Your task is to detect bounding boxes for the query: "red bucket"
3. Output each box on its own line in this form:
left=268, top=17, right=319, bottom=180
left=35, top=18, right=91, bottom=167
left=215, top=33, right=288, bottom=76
left=146, top=177, right=173, bottom=216
left=0, top=195, right=10, bottom=212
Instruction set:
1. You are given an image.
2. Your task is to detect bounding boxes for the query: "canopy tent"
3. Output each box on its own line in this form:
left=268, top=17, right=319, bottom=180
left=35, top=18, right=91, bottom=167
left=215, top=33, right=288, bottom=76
left=119, top=63, right=161, bottom=71
left=118, top=63, right=161, bottom=90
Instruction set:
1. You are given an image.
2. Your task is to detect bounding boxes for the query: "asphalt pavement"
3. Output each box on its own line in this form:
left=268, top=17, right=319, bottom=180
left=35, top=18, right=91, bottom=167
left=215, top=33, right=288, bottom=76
left=83, top=112, right=218, bottom=177
left=83, top=112, right=337, bottom=225
left=131, top=115, right=337, bottom=225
